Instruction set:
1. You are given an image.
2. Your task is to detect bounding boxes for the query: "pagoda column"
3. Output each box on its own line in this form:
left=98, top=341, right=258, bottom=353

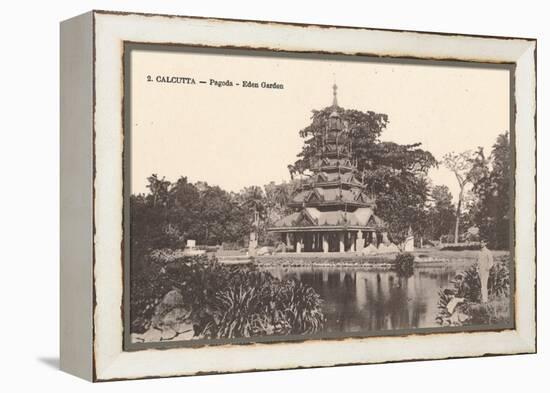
left=356, top=231, right=365, bottom=252
left=286, top=233, right=292, bottom=249
left=296, top=234, right=303, bottom=253
left=339, top=232, right=345, bottom=253
left=322, top=233, right=329, bottom=253
left=350, top=232, right=356, bottom=252
left=370, top=231, right=378, bottom=247
left=307, top=233, right=314, bottom=252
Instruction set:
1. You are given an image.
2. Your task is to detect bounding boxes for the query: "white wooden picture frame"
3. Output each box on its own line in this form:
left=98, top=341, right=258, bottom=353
left=60, top=10, right=536, bottom=381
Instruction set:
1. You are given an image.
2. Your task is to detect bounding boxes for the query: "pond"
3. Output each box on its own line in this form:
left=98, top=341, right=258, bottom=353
left=263, top=265, right=470, bottom=333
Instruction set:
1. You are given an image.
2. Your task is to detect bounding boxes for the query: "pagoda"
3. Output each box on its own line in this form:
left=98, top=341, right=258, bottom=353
left=268, top=85, right=388, bottom=253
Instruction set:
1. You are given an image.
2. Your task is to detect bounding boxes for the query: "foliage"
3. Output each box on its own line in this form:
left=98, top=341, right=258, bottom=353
left=435, top=257, right=511, bottom=326
left=356, top=140, right=437, bottom=244
left=487, top=257, right=511, bottom=299
left=440, top=244, right=481, bottom=251
left=130, top=255, right=325, bottom=339
left=464, top=298, right=510, bottom=325
left=258, top=180, right=300, bottom=246
left=425, top=185, right=456, bottom=241
left=393, top=252, right=415, bottom=277
left=467, top=133, right=511, bottom=249
left=131, top=176, right=261, bottom=255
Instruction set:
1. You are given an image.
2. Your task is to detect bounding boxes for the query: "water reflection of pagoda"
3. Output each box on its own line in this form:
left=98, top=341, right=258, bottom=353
left=269, top=85, right=388, bottom=253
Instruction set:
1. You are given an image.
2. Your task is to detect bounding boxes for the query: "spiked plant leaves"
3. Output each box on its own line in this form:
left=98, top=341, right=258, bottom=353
left=201, top=275, right=325, bottom=339
left=436, top=256, right=511, bottom=326
left=131, top=254, right=325, bottom=339
left=488, top=261, right=510, bottom=298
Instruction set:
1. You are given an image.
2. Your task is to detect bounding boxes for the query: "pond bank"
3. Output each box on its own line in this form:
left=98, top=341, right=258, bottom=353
left=253, top=250, right=509, bottom=269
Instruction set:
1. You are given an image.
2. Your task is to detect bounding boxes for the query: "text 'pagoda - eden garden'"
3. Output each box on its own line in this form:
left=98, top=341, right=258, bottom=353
left=268, top=85, right=400, bottom=254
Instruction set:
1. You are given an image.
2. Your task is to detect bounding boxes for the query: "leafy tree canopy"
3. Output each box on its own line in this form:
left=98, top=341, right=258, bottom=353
left=467, top=132, right=511, bottom=249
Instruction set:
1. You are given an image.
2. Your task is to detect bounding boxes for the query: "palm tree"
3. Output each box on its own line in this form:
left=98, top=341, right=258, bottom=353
left=241, top=186, right=267, bottom=224
left=273, top=184, right=290, bottom=208
left=146, top=174, right=170, bottom=208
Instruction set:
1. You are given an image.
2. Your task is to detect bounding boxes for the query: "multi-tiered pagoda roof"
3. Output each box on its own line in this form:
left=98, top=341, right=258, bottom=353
left=269, top=85, right=386, bottom=253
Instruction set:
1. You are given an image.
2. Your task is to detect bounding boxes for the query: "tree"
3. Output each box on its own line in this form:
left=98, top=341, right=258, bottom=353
left=441, top=151, right=474, bottom=244
left=426, top=185, right=456, bottom=241
left=169, top=176, right=200, bottom=240
left=490, top=133, right=511, bottom=249
left=196, top=184, right=242, bottom=245
left=130, top=176, right=254, bottom=256
left=272, top=183, right=291, bottom=209
left=236, top=186, right=267, bottom=244
left=146, top=174, right=170, bottom=208
left=468, top=133, right=511, bottom=249
left=240, top=186, right=267, bottom=221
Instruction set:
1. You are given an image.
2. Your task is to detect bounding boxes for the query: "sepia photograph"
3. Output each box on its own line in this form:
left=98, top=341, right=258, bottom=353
left=124, top=43, right=515, bottom=349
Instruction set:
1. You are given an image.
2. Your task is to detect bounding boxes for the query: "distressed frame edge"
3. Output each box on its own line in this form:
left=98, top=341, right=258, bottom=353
left=512, top=39, right=537, bottom=354
left=90, top=11, right=537, bottom=381
left=59, top=11, right=95, bottom=381
left=90, top=9, right=537, bottom=43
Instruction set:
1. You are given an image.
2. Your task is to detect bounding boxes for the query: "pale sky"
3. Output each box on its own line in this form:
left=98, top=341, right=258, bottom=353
left=129, top=48, right=510, bottom=203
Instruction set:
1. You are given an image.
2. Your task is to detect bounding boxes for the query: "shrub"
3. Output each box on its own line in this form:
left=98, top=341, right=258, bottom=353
left=195, top=245, right=220, bottom=252
left=130, top=255, right=325, bottom=339
left=440, top=243, right=480, bottom=251
left=394, top=252, right=415, bottom=277
left=436, top=258, right=511, bottom=326
left=465, top=298, right=510, bottom=325
left=221, top=242, right=244, bottom=250
left=488, top=259, right=511, bottom=298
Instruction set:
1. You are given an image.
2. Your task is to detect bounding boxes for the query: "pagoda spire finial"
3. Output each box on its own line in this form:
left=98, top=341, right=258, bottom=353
left=332, top=83, right=338, bottom=107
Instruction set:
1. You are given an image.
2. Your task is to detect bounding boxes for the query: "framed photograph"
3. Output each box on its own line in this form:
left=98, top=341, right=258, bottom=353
left=60, top=10, right=536, bottom=381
